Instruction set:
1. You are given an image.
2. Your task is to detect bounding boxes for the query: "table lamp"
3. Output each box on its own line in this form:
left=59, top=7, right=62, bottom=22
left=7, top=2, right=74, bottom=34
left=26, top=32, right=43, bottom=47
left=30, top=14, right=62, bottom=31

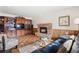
left=74, top=18, right=79, bottom=49
left=74, top=18, right=79, bottom=31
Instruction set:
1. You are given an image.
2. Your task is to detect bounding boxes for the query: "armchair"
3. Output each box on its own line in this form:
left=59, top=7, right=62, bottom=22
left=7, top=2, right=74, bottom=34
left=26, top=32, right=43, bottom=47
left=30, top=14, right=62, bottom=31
left=0, top=34, right=18, bottom=52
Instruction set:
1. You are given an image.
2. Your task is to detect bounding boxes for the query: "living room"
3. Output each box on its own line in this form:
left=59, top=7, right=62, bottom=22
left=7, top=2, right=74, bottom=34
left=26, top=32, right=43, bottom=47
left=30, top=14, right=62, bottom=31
left=0, top=6, right=79, bottom=53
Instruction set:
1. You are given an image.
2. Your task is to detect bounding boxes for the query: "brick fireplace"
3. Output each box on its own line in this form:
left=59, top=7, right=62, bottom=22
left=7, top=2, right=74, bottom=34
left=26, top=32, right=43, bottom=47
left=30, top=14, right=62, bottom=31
left=37, top=23, right=52, bottom=36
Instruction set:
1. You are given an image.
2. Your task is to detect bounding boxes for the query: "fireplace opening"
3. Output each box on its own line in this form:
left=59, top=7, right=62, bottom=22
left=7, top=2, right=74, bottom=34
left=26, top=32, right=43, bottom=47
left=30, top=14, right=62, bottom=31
left=40, top=27, right=47, bottom=34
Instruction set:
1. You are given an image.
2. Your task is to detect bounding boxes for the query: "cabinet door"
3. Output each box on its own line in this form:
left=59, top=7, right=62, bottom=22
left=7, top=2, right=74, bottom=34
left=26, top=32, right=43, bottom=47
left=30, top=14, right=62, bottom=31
left=17, top=30, right=22, bottom=37
left=25, top=20, right=32, bottom=24
left=21, top=19, right=25, bottom=23
left=25, top=20, right=28, bottom=24
left=27, top=20, right=32, bottom=24
left=21, top=30, right=25, bottom=36
left=16, top=17, right=22, bottom=23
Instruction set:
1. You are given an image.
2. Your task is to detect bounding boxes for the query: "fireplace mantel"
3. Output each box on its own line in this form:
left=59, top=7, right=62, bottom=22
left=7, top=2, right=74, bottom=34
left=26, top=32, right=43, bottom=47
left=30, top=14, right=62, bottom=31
left=37, top=23, right=52, bottom=36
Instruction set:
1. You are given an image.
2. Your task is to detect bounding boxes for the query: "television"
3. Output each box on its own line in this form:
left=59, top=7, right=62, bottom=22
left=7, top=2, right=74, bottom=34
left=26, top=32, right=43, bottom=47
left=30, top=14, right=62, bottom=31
left=15, top=24, right=25, bottom=30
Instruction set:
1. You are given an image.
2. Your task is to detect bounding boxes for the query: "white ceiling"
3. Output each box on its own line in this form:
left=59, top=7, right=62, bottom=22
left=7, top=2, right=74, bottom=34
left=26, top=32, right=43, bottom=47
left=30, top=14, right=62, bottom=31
left=0, top=6, right=72, bottom=18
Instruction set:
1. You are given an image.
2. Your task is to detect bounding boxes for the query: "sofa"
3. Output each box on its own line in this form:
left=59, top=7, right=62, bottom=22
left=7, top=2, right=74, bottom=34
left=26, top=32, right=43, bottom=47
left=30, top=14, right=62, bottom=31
left=32, top=35, right=68, bottom=53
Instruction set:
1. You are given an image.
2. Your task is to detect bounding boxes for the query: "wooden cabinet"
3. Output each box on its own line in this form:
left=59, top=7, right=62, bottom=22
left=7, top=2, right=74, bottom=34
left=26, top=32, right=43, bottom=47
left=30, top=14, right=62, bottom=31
left=15, top=17, right=33, bottom=37
left=0, top=16, right=33, bottom=37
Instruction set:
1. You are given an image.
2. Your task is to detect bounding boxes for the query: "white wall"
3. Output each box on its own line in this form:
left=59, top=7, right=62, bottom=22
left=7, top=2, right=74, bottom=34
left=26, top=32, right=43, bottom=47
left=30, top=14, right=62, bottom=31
left=0, top=7, right=79, bottom=30
left=0, top=12, right=32, bottom=20
left=33, top=7, right=79, bottom=30
left=0, top=12, right=17, bottom=17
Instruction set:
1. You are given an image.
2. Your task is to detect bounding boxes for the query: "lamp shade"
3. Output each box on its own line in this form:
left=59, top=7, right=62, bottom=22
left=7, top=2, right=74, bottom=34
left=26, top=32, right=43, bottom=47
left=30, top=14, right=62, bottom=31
left=74, top=18, right=79, bottom=24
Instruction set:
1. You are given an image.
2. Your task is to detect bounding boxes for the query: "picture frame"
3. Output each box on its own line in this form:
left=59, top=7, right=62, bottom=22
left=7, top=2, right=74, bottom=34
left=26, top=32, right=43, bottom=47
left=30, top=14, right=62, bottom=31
left=59, top=16, right=70, bottom=26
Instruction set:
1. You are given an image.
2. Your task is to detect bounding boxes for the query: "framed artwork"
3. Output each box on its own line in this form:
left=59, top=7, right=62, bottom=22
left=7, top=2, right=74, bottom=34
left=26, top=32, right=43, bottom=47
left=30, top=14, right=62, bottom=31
left=59, top=16, right=70, bottom=26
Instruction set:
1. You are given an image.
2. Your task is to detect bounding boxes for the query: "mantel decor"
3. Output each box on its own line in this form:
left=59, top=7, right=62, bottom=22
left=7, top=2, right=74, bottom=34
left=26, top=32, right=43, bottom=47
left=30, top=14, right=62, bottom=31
left=59, top=16, right=70, bottom=26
